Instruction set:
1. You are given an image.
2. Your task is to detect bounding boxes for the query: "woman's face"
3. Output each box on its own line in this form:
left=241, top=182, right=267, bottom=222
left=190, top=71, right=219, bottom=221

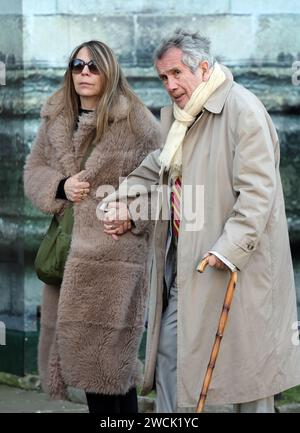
left=71, top=47, right=103, bottom=109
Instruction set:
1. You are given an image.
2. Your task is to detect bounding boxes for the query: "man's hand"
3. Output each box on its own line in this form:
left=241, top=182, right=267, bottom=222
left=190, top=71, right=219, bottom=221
left=64, top=171, right=90, bottom=203
left=203, top=253, right=228, bottom=271
left=103, top=202, right=132, bottom=241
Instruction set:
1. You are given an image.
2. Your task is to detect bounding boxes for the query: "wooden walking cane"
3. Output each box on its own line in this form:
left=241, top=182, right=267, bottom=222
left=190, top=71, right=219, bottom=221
left=195, top=256, right=238, bottom=413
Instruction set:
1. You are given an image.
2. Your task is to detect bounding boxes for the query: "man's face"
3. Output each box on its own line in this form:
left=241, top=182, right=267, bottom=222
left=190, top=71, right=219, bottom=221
left=156, top=47, right=209, bottom=109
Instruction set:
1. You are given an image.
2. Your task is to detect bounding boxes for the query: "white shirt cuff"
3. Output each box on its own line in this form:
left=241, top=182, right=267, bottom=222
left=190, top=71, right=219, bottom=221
left=208, top=251, right=237, bottom=272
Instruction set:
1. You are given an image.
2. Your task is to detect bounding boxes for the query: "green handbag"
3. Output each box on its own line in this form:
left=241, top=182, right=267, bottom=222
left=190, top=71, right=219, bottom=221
left=34, top=206, right=74, bottom=286
left=34, top=139, right=95, bottom=286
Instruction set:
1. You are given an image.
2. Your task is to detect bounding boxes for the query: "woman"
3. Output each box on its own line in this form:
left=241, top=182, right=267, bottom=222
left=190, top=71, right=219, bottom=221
left=24, top=40, right=160, bottom=413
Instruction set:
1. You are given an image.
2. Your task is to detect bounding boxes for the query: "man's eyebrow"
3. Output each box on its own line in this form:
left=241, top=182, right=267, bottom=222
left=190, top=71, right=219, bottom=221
left=158, top=67, right=181, bottom=78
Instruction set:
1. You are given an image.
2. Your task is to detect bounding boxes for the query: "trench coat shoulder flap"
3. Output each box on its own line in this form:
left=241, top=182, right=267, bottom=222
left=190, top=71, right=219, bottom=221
left=203, top=65, right=234, bottom=114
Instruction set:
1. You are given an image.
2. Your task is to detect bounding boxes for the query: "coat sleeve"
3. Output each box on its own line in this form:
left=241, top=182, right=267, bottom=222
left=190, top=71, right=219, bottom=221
left=97, top=148, right=161, bottom=235
left=123, top=107, right=161, bottom=235
left=126, top=148, right=161, bottom=190
left=210, top=108, right=277, bottom=270
left=126, top=148, right=161, bottom=236
left=24, top=118, right=67, bottom=214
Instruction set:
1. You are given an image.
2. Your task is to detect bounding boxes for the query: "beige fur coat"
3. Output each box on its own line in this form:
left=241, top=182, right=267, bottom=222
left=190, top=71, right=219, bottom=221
left=24, top=92, right=161, bottom=398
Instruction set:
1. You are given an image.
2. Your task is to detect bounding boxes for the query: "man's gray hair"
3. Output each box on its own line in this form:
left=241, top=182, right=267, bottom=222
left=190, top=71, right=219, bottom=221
left=154, top=29, right=214, bottom=72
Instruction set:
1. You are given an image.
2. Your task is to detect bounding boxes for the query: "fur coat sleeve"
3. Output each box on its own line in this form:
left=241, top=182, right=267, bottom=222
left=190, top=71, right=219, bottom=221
left=24, top=116, right=67, bottom=215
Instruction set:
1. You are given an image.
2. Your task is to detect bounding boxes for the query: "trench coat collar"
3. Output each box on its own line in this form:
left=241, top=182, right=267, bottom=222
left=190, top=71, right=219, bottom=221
left=161, top=63, right=234, bottom=121
left=203, top=64, right=234, bottom=113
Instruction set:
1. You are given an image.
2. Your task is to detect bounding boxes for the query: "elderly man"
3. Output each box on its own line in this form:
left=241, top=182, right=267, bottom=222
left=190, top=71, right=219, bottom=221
left=98, top=29, right=300, bottom=413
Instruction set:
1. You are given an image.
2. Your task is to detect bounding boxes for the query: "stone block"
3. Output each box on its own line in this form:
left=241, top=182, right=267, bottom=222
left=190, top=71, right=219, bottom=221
left=231, top=66, right=300, bottom=112
left=0, top=264, right=11, bottom=313
left=0, top=60, right=6, bottom=85
left=0, top=16, right=23, bottom=64
left=231, top=0, right=300, bottom=14
left=0, top=161, right=25, bottom=216
left=57, top=0, right=127, bottom=15
left=23, top=15, right=134, bottom=66
left=256, top=15, right=300, bottom=64
left=136, top=14, right=255, bottom=66
left=56, top=0, right=230, bottom=15
left=22, top=0, right=57, bottom=15
left=0, top=0, right=22, bottom=15
left=0, top=119, right=25, bottom=161
left=24, top=267, right=43, bottom=332
left=272, top=115, right=300, bottom=240
left=0, top=262, right=24, bottom=318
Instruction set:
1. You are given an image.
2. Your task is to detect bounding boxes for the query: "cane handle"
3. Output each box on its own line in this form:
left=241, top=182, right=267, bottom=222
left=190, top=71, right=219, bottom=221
left=197, top=256, right=210, bottom=273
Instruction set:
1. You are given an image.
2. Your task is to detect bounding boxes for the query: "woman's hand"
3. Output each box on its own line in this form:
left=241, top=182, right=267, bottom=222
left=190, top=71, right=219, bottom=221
left=64, top=171, right=90, bottom=203
left=103, top=202, right=132, bottom=241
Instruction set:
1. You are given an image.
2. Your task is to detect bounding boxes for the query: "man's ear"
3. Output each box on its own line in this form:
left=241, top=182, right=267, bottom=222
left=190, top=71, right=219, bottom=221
left=199, top=60, right=211, bottom=82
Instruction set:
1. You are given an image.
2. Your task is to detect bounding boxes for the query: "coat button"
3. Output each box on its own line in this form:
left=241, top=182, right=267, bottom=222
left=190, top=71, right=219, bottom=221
left=247, top=244, right=254, bottom=250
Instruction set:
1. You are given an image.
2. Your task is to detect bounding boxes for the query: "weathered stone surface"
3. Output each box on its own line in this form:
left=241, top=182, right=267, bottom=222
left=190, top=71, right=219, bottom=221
left=0, top=0, right=22, bottom=15
left=1, top=65, right=299, bottom=115
left=22, top=0, right=57, bottom=15
left=0, top=15, right=23, bottom=64
left=0, top=383, right=88, bottom=413
left=136, top=15, right=255, bottom=67
left=55, top=0, right=231, bottom=15
left=23, top=15, right=135, bottom=67
left=0, top=262, right=24, bottom=319
left=256, top=15, right=300, bottom=64
left=293, top=255, right=300, bottom=317
left=1, top=67, right=299, bottom=244
left=1, top=8, right=299, bottom=67
left=231, top=0, right=300, bottom=14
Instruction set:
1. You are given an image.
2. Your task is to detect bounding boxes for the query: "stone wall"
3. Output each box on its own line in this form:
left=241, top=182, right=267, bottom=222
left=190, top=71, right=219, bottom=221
left=0, top=0, right=299, bottom=373
left=1, top=0, right=300, bottom=67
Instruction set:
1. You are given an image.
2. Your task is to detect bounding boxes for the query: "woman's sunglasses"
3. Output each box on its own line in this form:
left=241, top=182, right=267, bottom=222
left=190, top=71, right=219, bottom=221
left=69, top=58, right=100, bottom=75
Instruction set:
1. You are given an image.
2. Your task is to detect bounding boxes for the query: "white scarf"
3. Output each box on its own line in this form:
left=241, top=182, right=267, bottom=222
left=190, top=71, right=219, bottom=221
left=159, top=63, right=226, bottom=178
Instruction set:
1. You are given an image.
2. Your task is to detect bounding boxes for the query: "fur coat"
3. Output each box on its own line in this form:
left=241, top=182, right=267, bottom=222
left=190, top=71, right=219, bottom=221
left=24, top=92, right=161, bottom=398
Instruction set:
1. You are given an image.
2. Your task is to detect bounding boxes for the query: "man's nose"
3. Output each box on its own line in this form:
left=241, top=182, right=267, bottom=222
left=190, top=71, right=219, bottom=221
left=165, top=77, right=178, bottom=92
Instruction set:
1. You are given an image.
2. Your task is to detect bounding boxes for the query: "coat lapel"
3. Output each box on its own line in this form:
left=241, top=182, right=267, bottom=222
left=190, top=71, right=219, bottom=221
left=47, top=112, right=78, bottom=177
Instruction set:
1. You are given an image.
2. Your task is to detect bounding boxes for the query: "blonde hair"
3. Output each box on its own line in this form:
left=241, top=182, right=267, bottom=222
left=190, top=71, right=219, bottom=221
left=50, top=40, right=142, bottom=141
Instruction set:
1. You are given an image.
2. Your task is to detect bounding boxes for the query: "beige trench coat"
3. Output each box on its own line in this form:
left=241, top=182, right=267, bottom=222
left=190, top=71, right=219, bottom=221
left=102, top=66, right=300, bottom=406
